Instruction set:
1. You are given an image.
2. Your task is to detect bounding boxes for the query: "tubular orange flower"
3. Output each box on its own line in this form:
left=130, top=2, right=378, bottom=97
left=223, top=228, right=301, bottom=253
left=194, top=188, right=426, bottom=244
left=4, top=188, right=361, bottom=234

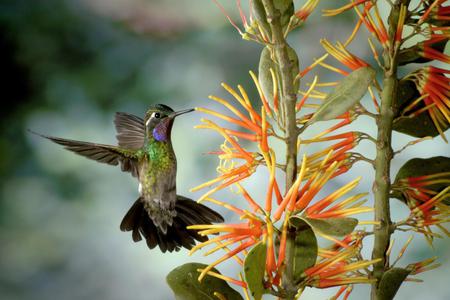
left=419, top=34, right=450, bottom=63
left=394, top=183, right=450, bottom=244
left=187, top=192, right=280, bottom=287
left=434, top=4, right=450, bottom=22
left=212, top=0, right=245, bottom=35
left=354, top=2, right=389, bottom=48
left=296, top=0, right=320, bottom=22
left=304, top=177, right=371, bottom=219
left=331, top=285, right=353, bottom=300
left=405, top=66, right=450, bottom=140
left=303, top=246, right=379, bottom=288
left=419, top=0, right=448, bottom=25
left=299, top=131, right=362, bottom=178
left=395, top=4, right=407, bottom=44
left=188, top=213, right=264, bottom=282
left=193, top=78, right=276, bottom=201
left=273, top=154, right=371, bottom=221
left=407, top=256, right=441, bottom=275
left=320, top=39, right=369, bottom=74
left=322, top=0, right=370, bottom=17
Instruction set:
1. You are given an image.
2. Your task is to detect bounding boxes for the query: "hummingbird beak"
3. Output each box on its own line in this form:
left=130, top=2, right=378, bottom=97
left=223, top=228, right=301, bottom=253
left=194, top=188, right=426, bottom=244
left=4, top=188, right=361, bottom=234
left=169, top=108, right=195, bottom=118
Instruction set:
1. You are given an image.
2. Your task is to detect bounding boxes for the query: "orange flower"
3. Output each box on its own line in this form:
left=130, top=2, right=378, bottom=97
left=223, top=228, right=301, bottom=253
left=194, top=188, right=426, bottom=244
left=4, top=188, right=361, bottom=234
left=419, top=0, right=448, bottom=25
left=299, top=132, right=362, bottom=178
left=193, top=79, right=276, bottom=201
left=295, top=0, right=320, bottom=23
left=320, top=39, right=369, bottom=75
left=187, top=191, right=280, bottom=288
left=303, top=246, right=379, bottom=288
left=331, top=285, right=353, bottom=300
left=407, top=256, right=441, bottom=275
left=273, top=155, right=372, bottom=221
left=354, top=2, right=389, bottom=48
left=404, top=66, right=450, bottom=140
left=408, top=187, right=450, bottom=241
left=187, top=198, right=264, bottom=282
left=433, top=4, right=450, bottom=22
left=322, top=0, right=371, bottom=17
left=394, top=174, right=450, bottom=244
left=419, top=34, right=450, bottom=64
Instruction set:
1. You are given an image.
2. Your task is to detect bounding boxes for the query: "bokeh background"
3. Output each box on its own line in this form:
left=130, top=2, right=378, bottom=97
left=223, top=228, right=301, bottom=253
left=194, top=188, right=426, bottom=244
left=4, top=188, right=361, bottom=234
left=0, top=0, right=448, bottom=299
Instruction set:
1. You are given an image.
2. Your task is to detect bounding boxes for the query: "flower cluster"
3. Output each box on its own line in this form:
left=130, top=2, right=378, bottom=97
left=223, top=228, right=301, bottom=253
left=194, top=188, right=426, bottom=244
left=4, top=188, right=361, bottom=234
left=188, top=69, right=376, bottom=293
left=181, top=1, right=449, bottom=299
left=393, top=174, right=450, bottom=244
left=403, top=66, right=450, bottom=140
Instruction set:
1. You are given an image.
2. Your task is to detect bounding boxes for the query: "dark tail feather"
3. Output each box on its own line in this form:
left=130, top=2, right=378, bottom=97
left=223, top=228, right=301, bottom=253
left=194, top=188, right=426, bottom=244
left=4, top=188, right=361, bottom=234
left=120, top=196, right=223, bottom=253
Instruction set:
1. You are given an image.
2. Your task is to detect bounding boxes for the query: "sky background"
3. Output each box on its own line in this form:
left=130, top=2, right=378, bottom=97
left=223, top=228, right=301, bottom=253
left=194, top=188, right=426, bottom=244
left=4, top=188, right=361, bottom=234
left=0, top=0, right=449, bottom=299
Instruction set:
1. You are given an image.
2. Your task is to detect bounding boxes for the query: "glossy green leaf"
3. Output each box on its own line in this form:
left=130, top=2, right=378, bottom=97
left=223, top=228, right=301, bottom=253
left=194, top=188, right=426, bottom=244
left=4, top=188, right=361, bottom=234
left=394, top=156, right=450, bottom=205
left=393, top=80, right=449, bottom=138
left=243, top=242, right=267, bottom=300
left=378, top=268, right=411, bottom=300
left=289, top=217, right=318, bottom=282
left=166, top=263, right=243, bottom=300
left=309, top=67, right=375, bottom=123
left=303, top=217, right=358, bottom=236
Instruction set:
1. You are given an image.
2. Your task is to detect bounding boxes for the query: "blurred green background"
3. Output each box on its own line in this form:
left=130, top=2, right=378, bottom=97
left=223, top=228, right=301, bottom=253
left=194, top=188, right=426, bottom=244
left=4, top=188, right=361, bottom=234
left=0, top=0, right=448, bottom=299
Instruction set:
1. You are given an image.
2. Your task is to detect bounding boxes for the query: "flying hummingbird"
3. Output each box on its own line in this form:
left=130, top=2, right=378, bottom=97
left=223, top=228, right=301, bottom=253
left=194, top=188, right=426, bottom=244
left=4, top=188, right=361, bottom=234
left=31, top=104, right=223, bottom=252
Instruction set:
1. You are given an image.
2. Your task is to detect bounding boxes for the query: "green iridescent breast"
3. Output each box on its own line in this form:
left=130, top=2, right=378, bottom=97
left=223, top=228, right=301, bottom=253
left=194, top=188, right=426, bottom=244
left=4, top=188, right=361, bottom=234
left=145, top=140, right=175, bottom=172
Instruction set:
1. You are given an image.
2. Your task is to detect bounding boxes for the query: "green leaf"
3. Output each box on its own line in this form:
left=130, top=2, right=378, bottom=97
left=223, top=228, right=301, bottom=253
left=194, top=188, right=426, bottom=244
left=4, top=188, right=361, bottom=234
left=378, top=268, right=411, bottom=300
left=309, top=67, right=376, bottom=123
left=289, top=217, right=318, bottom=281
left=258, top=46, right=299, bottom=106
left=166, top=263, right=243, bottom=300
left=243, top=242, right=267, bottom=300
left=394, top=156, right=450, bottom=205
left=302, top=217, right=358, bottom=236
left=251, top=0, right=271, bottom=36
left=274, top=0, right=295, bottom=28
left=393, top=80, right=450, bottom=138
left=259, top=47, right=276, bottom=104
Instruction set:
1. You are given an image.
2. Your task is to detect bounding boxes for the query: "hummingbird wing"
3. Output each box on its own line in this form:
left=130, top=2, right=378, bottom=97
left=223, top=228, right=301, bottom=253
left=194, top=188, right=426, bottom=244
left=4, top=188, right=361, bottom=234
left=31, top=131, right=140, bottom=177
left=114, top=112, right=145, bottom=149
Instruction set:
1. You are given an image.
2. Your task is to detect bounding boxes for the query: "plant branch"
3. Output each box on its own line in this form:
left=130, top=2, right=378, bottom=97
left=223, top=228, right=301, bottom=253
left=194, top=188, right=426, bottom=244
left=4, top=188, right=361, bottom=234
left=261, top=1, right=299, bottom=299
left=261, top=0, right=298, bottom=189
left=370, top=2, right=407, bottom=299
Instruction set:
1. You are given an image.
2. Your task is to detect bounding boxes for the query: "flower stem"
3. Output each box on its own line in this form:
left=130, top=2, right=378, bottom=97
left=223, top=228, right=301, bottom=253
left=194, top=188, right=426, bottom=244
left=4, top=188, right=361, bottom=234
left=371, top=2, right=405, bottom=299
left=261, top=0, right=299, bottom=299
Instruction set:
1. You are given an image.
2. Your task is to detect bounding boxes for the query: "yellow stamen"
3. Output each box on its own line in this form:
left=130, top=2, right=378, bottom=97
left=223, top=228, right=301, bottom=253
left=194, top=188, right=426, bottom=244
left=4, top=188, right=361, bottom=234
left=204, top=236, right=247, bottom=256
left=197, top=269, right=244, bottom=288
left=345, top=19, right=363, bottom=46
left=358, top=220, right=380, bottom=226
left=239, top=273, right=251, bottom=300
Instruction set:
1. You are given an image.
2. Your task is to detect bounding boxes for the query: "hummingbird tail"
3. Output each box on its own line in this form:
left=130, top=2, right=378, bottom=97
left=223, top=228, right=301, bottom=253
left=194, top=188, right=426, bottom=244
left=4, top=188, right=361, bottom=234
left=120, top=196, right=224, bottom=253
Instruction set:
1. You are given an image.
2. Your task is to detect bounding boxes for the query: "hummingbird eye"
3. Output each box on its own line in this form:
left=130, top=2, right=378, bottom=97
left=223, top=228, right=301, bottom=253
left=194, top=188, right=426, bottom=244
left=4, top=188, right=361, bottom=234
left=152, top=112, right=161, bottom=119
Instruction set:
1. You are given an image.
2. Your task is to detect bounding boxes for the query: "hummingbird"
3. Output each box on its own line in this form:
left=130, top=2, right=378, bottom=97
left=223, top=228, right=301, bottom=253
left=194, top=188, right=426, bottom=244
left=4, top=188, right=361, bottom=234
left=31, top=104, right=223, bottom=252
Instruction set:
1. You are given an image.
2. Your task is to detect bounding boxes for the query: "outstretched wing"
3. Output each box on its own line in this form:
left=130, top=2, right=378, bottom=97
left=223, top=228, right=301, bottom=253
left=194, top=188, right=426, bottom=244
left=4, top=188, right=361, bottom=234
left=31, top=131, right=140, bottom=177
left=114, top=112, right=145, bottom=149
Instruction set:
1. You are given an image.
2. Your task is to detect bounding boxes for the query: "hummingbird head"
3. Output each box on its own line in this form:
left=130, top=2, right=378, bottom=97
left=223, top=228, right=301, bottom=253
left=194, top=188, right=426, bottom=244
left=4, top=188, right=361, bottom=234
left=144, top=104, right=194, bottom=142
